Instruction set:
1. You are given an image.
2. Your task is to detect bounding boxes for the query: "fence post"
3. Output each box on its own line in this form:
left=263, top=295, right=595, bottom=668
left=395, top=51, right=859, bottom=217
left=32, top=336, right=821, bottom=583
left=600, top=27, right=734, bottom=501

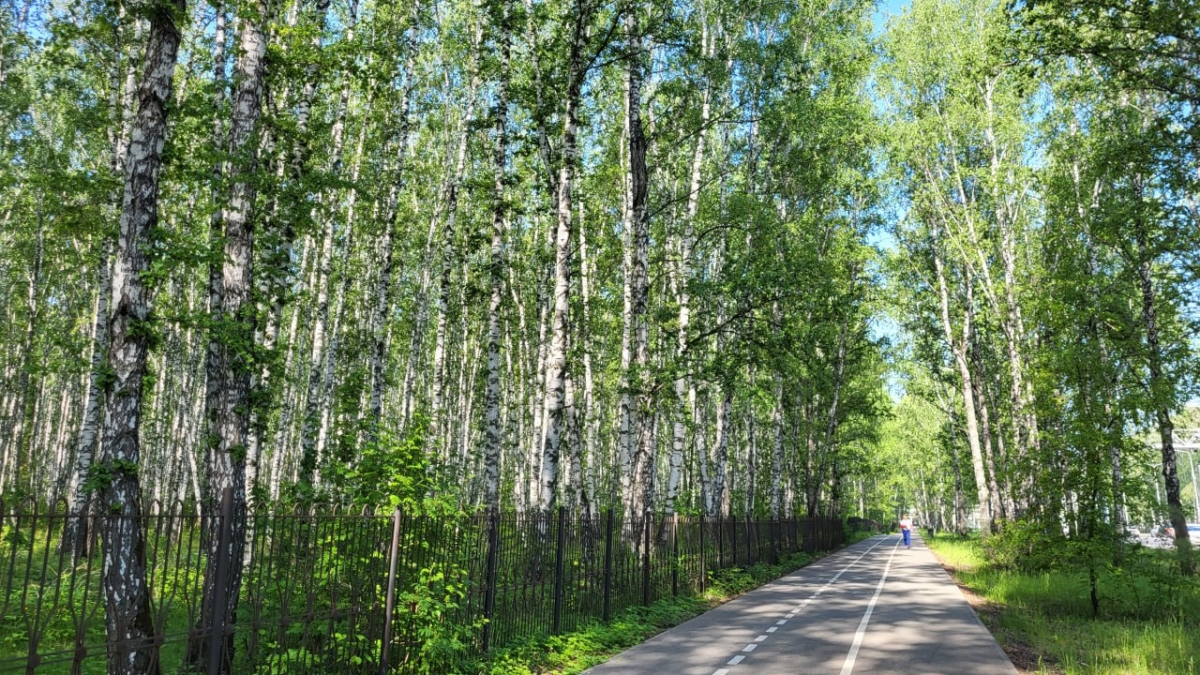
left=602, top=508, right=613, bottom=622
left=206, top=487, right=234, bottom=675
left=724, top=516, right=734, bottom=564
left=717, top=515, right=724, bottom=570
left=379, top=508, right=402, bottom=675
left=642, top=511, right=651, bottom=606
left=552, top=506, right=566, bottom=634
left=771, top=520, right=777, bottom=565
left=698, top=513, right=706, bottom=593
left=481, top=507, right=499, bottom=653
left=745, top=516, right=752, bottom=565
left=671, top=513, right=679, bottom=597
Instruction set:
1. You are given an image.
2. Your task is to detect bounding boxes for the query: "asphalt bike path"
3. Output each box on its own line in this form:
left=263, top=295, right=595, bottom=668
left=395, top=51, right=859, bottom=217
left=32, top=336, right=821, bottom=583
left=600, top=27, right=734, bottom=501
left=583, top=534, right=1017, bottom=675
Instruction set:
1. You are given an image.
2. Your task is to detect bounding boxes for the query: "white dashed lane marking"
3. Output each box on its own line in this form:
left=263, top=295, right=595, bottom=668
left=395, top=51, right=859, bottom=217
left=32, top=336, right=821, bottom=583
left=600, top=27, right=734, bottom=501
left=715, top=538, right=891, bottom=671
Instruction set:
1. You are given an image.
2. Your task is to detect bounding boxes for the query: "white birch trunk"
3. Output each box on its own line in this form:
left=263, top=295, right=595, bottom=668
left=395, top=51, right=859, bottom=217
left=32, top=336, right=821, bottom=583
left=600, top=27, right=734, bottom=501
left=96, top=3, right=185, bottom=671
left=367, top=3, right=419, bottom=438
left=193, top=2, right=268, bottom=668
left=538, top=0, right=589, bottom=515
left=931, top=221, right=992, bottom=532
left=482, top=0, right=511, bottom=507
left=429, top=35, right=482, bottom=457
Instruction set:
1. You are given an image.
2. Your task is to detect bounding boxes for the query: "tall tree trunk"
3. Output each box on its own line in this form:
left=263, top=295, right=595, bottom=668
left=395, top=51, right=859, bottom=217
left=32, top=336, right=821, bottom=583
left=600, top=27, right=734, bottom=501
left=666, top=22, right=710, bottom=518
left=695, top=385, right=711, bottom=515
left=193, top=0, right=269, bottom=669
left=62, top=4, right=142, bottom=554
left=61, top=240, right=111, bottom=557
left=367, top=2, right=419, bottom=440
left=537, top=0, right=589, bottom=515
left=579, top=201, right=599, bottom=516
left=249, top=0, right=338, bottom=496
left=931, top=221, right=993, bottom=532
left=770, top=375, right=784, bottom=519
left=483, top=0, right=511, bottom=508
left=713, top=384, right=732, bottom=516
left=295, top=71, right=360, bottom=488
left=619, top=5, right=651, bottom=520
left=969, top=335, right=1005, bottom=522
left=429, top=29, right=482, bottom=457
left=96, top=1, right=185, bottom=671
left=297, top=213, right=336, bottom=488
left=7, top=215, right=42, bottom=494
left=1134, top=215, right=1195, bottom=574
left=983, top=77, right=1038, bottom=516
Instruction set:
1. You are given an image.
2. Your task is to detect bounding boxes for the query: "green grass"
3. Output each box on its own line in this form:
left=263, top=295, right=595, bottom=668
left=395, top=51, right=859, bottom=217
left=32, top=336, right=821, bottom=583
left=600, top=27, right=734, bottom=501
left=843, top=529, right=876, bottom=547
left=464, top=550, right=825, bottom=675
left=928, top=535, right=1200, bottom=675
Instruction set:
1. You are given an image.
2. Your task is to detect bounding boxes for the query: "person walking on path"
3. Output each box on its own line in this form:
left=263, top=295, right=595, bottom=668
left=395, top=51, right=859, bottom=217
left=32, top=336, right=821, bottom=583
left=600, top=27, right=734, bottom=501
left=900, top=513, right=913, bottom=548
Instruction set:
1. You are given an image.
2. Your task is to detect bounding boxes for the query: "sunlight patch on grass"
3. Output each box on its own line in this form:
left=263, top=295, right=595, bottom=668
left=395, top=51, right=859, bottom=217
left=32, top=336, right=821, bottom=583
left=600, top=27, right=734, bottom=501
left=928, top=535, right=1200, bottom=675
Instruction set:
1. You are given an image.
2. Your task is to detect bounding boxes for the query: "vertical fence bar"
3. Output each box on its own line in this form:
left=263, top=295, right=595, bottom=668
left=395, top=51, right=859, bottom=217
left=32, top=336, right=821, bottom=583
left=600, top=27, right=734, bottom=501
left=379, top=508, right=402, bottom=675
left=482, top=507, right=499, bottom=653
left=206, top=487, right=234, bottom=675
left=771, top=520, right=777, bottom=565
left=602, top=509, right=613, bottom=622
left=553, top=506, right=566, bottom=634
left=717, top=515, right=724, bottom=570
left=732, top=517, right=738, bottom=567
left=671, top=513, right=679, bottom=597
left=699, top=514, right=706, bottom=593
left=745, top=516, right=753, bottom=565
left=642, top=512, right=651, bottom=606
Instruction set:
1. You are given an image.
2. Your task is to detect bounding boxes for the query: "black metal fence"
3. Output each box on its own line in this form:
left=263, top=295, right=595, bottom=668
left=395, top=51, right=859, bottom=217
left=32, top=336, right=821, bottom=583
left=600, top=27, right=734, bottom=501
left=0, top=491, right=843, bottom=674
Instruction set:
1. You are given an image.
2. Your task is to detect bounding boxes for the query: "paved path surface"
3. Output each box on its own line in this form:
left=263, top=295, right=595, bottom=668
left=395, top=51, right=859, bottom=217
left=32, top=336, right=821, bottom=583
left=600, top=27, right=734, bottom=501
left=583, top=534, right=1018, bottom=675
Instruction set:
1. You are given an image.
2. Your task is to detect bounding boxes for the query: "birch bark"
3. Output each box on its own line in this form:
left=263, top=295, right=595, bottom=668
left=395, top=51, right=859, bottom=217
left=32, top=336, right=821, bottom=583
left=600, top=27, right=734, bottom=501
left=618, top=5, right=651, bottom=520
left=931, top=219, right=993, bottom=532
left=192, top=0, right=269, bottom=669
left=537, top=0, right=590, bottom=515
left=483, top=0, right=512, bottom=508
left=1134, top=209, right=1195, bottom=574
left=367, top=2, right=420, bottom=438
left=96, top=2, right=185, bottom=672
left=430, top=26, right=482, bottom=457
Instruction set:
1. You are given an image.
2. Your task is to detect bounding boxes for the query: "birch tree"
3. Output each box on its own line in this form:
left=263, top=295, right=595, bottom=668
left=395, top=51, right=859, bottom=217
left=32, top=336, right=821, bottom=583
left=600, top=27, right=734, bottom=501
left=96, top=1, right=186, bottom=672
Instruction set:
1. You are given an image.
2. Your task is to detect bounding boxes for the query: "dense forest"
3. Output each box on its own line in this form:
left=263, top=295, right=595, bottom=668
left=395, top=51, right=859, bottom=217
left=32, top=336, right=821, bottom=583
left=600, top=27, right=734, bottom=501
left=1, top=0, right=889, bottom=522
left=0, top=0, right=1198, bottom=668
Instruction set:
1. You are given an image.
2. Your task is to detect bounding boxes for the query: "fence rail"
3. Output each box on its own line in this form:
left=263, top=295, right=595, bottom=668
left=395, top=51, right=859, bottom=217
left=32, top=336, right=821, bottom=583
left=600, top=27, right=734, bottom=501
left=0, top=492, right=843, bottom=674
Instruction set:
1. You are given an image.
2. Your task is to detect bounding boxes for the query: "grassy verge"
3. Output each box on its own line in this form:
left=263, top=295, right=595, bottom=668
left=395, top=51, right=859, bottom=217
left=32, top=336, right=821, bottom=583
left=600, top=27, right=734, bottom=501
left=464, top=548, right=833, bottom=675
left=927, top=535, right=1200, bottom=675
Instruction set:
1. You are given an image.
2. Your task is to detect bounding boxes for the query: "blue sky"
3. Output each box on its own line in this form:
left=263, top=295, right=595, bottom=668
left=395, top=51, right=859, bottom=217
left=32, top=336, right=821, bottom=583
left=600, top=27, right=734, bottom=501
left=872, top=0, right=913, bottom=36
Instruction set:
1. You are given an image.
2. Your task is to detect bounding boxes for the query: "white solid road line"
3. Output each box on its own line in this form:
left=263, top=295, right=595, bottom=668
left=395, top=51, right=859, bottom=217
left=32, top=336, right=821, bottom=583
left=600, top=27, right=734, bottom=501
left=838, top=537, right=902, bottom=675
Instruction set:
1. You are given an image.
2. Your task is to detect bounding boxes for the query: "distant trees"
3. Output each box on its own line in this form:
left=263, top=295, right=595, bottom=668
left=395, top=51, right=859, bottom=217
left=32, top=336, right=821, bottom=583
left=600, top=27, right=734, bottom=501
left=880, top=0, right=1198, bottom=574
